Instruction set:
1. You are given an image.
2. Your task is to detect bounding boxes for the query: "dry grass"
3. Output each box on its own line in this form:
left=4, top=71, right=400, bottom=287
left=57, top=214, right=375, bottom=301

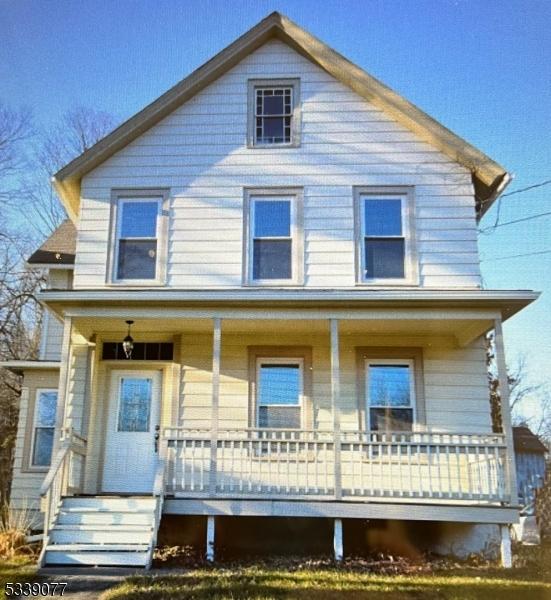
left=102, top=543, right=551, bottom=600
left=0, top=502, right=39, bottom=561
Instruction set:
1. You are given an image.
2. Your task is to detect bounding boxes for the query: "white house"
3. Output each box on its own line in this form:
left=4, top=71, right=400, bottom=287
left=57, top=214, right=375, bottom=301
left=3, top=12, right=538, bottom=568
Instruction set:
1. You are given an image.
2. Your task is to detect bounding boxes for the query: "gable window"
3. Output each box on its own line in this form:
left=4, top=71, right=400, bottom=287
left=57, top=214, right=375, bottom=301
left=256, top=358, right=303, bottom=429
left=110, top=190, right=169, bottom=285
left=248, top=79, right=300, bottom=147
left=366, top=359, right=415, bottom=431
left=245, top=190, right=303, bottom=285
left=31, top=389, right=57, bottom=467
left=355, top=189, right=417, bottom=284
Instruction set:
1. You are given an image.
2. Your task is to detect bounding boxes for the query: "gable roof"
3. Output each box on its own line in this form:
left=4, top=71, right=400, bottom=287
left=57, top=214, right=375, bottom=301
left=513, top=426, right=548, bottom=454
left=27, top=219, right=77, bottom=265
left=53, top=11, right=510, bottom=222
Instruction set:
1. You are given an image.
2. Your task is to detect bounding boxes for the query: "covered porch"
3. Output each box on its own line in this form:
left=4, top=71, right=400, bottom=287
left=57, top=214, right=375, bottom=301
left=39, top=290, right=528, bottom=514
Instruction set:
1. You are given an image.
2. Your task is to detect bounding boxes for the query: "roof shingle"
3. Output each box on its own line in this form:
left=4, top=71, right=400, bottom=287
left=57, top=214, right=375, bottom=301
left=27, top=219, right=76, bottom=265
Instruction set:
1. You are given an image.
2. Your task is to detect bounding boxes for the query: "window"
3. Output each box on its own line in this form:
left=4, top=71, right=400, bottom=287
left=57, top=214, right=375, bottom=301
left=31, top=389, right=57, bottom=467
left=256, top=358, right=303, bottom=429
left=366, top=359, right=415, bottom=431
left=246, top=191, right=303, bottom=285
left=111, top=191, right=169, bottom=284
left=117, top=377, right=153, bottom=432
left=248, top=79, right=300, bottom=147
left=356, top=189, right=417, bottom=284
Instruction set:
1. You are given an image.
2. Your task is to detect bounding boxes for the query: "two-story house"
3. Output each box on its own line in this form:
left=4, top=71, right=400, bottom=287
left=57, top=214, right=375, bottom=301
left=3, top=12, right=538, bottom=568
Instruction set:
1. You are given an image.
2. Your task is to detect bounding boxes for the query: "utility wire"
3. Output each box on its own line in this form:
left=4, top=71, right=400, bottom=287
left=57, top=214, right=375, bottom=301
left=481, top=249, right=551, bottom=262
left=488, top=178, right=551, bottom=231
left=480, top=209, right=551, bottom=232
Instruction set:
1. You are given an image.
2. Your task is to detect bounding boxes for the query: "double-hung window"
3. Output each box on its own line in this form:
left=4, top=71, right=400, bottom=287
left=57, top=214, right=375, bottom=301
left=366, top=359, right=415, bottom=431
left=256, top=358, right=303, bottom=429
left=248, top=79, right=300, bottom=147
left=246, top=191, right=303, bottom=285
left=356, top=189, right=417, bottom=284
left=111, top=192, right=168, bottom=284
left=31, top=389, right=57, bottom=467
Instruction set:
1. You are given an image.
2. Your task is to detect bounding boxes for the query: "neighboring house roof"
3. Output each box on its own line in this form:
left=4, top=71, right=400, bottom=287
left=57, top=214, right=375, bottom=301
left=53, top=11, right=510, bottom=222
left=27, top=219, right=77, bottom=265
left=513, top=426, right=548, bottom=454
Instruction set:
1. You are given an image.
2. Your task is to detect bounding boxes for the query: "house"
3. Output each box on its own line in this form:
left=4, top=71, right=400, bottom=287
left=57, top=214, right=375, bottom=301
left=513, top=426, right=548, bottom=510
left=2, top=12, right=539, bottom=568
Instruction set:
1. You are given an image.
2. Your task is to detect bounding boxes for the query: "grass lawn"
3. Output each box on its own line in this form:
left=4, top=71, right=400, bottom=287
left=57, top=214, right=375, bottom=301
left=101, top=566, right=551, bottom=600
left=0, top=558, right=37, bottom=600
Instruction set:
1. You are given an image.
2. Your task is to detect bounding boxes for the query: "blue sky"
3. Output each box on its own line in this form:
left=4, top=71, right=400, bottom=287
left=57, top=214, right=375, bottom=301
left=1, top=0, right=550, bottom=413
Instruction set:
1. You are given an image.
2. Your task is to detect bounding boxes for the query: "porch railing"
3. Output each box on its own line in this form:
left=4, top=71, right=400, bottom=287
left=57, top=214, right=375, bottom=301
left=39, top=428, right=87, bottom=565
left=164, top=428, right=510, bottom=504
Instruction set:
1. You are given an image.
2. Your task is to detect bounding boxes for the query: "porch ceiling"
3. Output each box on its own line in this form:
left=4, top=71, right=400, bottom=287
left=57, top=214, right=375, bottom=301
left=70, top=315, right=494, bottom=347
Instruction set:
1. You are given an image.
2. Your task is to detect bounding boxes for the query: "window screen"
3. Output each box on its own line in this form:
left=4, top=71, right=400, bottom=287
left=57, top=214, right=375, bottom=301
left=32, top=390, right=57, bottom=466
left=257, top=362, right=302, bottom=429
left=367, top=363, right=414, bottom=431
left=251, top=198, right=293, bottom=280
left=362, top=197, right=406, bottom=279
left=116, top=199, right=159, bottom=280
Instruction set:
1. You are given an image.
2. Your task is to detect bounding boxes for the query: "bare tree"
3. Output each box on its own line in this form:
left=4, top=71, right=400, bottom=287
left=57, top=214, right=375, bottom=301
left=0, top=102, right=32, bottom=208
left=22, top=106, right=117, bottom=236
left=487, top=333, right=550, bottom=445
left=0, top=233, right=45, bottom=510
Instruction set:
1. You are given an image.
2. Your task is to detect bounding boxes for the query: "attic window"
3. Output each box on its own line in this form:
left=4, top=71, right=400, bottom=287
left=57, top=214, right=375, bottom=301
left=248, top=79, right=300, bottom=147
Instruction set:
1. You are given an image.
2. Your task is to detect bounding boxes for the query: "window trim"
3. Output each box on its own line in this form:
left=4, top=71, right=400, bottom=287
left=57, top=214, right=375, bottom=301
left=255, top=357, right=305, bottom=429
left=248, top=346, right=313, bottom=429
left=247, top=78, right=301, bottom=148
left=243, top=187, right=304, bottom=286
left=356, top=347, right=426, bottom=432
left=30, top=388, right=58, bottom=468
left=107, top=188, right=170, bottom=287
left=354, top=186, right=418, bottom=286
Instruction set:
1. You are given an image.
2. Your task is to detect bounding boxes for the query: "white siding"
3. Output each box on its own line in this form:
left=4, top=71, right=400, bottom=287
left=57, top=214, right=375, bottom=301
left=10, top=370, right=59, bottom=523
left=178, top=333, right=491, bottom=434
left=76, top=40, right=480, bottom=290
left=39, top=269, right=72, bottom=362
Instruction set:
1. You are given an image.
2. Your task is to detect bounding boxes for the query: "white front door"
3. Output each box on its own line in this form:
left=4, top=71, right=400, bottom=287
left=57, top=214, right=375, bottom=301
left=102, top=370, right=162, bottom=493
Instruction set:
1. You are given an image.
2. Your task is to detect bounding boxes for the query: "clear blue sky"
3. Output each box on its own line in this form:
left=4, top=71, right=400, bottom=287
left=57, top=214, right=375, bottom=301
left=1, top=0, right=550, bottom=410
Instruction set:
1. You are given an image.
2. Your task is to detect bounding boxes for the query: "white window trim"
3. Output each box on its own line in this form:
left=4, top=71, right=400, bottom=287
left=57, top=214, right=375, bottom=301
left=30, top=388, right=58, bottom=467
left=365, top=358, right=416, bottom=431
left=116, top=374, right=154, bottom=433
left=247, top=78, right=301, bottom=148
left=354, top=186, right=418, bottom=286
left=107, top=189, right=170, bottom=287
left=243, top=188, right=304, bottom=286
left=255, top=357, right=305, bottom=429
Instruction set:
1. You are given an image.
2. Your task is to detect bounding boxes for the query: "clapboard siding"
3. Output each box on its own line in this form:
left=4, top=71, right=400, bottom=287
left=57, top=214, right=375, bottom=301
left=76, top=39, right=481, bottom=289
left=177, top=332, right=491, bottom=433
left=10, top=370, right=59, bottom=520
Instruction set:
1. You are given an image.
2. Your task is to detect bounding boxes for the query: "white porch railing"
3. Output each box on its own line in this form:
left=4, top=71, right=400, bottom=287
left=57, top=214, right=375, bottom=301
left=164, top=428, right=510, bottom=504
left=38, top=428, right=87, bottom=566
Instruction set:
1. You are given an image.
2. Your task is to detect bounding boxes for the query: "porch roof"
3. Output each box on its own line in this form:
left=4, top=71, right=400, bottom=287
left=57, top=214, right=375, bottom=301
left=39, top=288, right=538, bottom=347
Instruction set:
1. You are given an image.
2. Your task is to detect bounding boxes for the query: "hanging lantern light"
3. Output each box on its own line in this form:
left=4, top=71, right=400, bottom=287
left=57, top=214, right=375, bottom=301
left=122, top=320, right=134, bottom=359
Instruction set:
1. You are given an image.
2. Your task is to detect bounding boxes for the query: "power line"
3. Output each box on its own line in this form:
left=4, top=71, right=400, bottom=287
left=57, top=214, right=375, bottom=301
left=489, top=178, right=551, bottom=231
left=481, top=249, right=551, bottom=262
left=480, top=209, right=551, bottom=232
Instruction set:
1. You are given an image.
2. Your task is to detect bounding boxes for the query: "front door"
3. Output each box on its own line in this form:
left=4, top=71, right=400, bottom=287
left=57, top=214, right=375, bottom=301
left=102, top=370, right=162, bottom=493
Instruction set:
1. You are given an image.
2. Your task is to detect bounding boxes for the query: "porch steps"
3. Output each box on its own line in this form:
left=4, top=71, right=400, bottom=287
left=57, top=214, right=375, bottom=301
left=42, top=496, right=158, bottom=567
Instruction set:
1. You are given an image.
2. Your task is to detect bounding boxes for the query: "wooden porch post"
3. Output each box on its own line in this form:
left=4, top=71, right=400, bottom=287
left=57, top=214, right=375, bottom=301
left=494, top=317, right=519, bottom=506
left=330, top=319, right=342, bottom=500
left=206, top=515, right=216, bottom=562
left=500, top=524, right=512, bottom=568
left=333, top=518, right=343, bottom=562
left=209, top=318, right=222, bottom=497
left=52, top=316, right=72, bottom=456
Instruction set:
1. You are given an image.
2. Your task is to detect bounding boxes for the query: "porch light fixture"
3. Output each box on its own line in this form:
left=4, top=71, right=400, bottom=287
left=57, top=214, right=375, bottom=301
left=122, top=320, right=134, bottom=359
